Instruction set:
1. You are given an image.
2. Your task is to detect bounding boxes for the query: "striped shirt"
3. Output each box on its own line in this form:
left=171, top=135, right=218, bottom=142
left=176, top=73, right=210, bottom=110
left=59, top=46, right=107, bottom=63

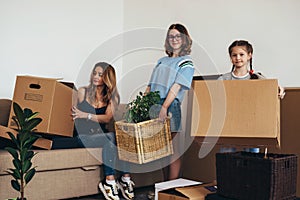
left=148, top=55, right=194, bottom=102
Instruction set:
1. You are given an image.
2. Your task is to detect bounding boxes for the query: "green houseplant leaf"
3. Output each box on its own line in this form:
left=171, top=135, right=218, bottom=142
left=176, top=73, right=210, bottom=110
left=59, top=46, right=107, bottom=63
left=24, top=168, right=36, bottom=184
left=5, top=102, right=42, bottom=200
left=5, top=147, right=18, bottom=160
left=11, top=180, right=20, bottom=192
left=125, top=91, right=160, bottom=123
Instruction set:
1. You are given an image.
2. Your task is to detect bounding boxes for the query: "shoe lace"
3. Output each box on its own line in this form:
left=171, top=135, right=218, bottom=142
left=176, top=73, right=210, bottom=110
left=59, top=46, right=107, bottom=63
left=126, top=180, right=135, bottom=193
left=112, top=183, right=119, bottom=195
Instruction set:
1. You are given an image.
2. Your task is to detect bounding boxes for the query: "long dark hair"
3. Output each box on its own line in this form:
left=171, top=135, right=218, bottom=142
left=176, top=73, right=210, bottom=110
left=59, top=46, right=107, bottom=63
left=165, top=23, right=192, bottom=57
left=86, top=62, right=120, bottom=105
left=228, top=40, right=259, bottom=79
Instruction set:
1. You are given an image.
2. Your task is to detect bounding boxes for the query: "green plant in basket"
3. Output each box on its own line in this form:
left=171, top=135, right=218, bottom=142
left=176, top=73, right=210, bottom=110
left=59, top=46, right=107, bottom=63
left=125, top=91, right=160, bottom=123
left=5, top=102, right=42, bottom=200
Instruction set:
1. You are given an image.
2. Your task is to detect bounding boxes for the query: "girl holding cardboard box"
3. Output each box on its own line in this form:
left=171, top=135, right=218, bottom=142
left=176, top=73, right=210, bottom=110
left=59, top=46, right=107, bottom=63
left=218, top=40, right=285, bottom=153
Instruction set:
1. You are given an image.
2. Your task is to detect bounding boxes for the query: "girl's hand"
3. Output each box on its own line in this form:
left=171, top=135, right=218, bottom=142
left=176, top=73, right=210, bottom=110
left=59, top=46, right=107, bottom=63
left=278, top=86, right=285, bottom=99
left=72, top=106, right=87, bottom=120
left=159, top=106, right=168, bottom=122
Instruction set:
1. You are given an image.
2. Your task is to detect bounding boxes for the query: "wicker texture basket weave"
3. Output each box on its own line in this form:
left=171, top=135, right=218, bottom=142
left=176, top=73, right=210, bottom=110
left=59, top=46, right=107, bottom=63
left=115, top=118, right=173, bottom=164
left=216, top=152, right=297, bottom=200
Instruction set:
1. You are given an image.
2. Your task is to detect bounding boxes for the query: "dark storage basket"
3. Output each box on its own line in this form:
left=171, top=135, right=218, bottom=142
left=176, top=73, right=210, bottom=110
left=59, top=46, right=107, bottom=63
left=216, top=152, right=297, bottom=200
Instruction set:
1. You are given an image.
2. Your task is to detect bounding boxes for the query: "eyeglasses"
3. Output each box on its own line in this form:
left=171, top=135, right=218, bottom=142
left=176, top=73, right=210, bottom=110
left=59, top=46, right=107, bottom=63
left=168, top=34, right=182, bottom=41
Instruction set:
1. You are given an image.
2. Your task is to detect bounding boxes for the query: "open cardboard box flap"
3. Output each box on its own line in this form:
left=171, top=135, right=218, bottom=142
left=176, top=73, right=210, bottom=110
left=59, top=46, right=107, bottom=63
left=176, top=182, right=217, bottom=200
left=158, top=180, right=217, bottom=200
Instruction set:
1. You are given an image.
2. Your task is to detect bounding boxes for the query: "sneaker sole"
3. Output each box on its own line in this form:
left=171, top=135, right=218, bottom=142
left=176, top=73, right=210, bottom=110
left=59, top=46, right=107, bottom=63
left=118, top=182, right=133, bottom=200
left=99, top=182, right=119, bottom=200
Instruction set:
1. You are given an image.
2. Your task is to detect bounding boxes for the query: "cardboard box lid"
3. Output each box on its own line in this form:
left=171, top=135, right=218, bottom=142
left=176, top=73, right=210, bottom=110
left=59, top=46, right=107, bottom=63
left=188, top=79, right=280, bottom=144
left=158, top=181, right=216, bottom=200
left=155, top=178, right=202, bottom=200
left=175, top=183, right=217, bottom=200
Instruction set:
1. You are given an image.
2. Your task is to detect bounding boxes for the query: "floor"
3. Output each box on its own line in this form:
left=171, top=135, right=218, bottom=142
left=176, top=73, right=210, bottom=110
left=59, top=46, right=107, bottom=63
left=63, top=185, right=155, bottom=200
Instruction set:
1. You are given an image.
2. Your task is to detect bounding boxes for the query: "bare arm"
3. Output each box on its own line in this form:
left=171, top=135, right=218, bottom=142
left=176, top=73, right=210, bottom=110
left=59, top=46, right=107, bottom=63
left=159, top=83, right=181, bottom=121
left=144, top=86, right=151, bottom=95
left=72, top=87, right=113, bottom=123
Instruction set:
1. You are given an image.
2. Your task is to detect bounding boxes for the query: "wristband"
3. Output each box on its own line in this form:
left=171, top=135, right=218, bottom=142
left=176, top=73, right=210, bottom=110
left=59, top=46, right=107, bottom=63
left=87, top=113, right=92, bottom=120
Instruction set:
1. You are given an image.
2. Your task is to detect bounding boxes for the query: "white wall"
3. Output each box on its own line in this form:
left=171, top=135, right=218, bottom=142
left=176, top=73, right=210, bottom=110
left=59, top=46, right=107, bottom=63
left=0, top=0, right=123, bottom=99
left=122, top=0, right=300, bottom=92
left=1, top=0, right=300, bottom=101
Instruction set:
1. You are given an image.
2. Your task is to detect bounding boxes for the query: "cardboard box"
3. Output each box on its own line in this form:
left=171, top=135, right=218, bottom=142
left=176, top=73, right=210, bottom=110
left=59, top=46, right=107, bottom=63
left=8, top=76, right=76, bottom=137
left=188, top=79, right=280, bottom=143
left=156, top=179, right=216, bottom=200
left=0, top=125, right=52, bottom=149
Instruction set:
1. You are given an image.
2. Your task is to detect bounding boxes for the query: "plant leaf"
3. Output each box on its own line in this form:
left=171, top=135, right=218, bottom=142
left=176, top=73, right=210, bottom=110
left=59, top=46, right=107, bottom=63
left=13, top=102, right=25, bottom=128
left=5, top=147, right=19, bottom=160
left=13, top=159, right=22, bottom=170
left=24, top=118, right=42, bottom=132
left=6, top=132, right=19, bottom=148
left=23, top=108, right=33, bottom=120
left=26, top=111, right=40, bottom=121
left=24, top=168, right=36, bottom=184
left=20, top=149, right=34, bottom=161
left=22, top=160, right=32, bottom=173
left=26, top=150, right=35, bottom=161
left=12, top=169, right=21, bottom=179
left=11, top=179, right=20, bottom=192
left=23, top=135, right=39, bottom=149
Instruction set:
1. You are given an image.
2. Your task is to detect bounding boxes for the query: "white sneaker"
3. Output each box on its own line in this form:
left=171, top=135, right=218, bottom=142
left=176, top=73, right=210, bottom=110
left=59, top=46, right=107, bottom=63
left=117, top=178, right=135, bottom=200
left=99, top=179, right=120, bottom=200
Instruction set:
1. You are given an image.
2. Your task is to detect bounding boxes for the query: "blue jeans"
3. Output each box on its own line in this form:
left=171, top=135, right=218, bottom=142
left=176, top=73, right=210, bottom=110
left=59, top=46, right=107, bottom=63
left=51, top=132, right=129, bottom=176
left=78, top=132, right=129, bottom=176
left=157, top=98, right=182, bottom=132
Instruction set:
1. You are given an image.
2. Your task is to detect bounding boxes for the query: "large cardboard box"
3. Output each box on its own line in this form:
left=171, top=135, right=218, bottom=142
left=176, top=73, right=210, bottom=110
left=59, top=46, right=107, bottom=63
left=188, top=79, right=280, bottom=143
left=156, top=178, right=216, bottom=200
left=8, top=76, right=76, bottom=137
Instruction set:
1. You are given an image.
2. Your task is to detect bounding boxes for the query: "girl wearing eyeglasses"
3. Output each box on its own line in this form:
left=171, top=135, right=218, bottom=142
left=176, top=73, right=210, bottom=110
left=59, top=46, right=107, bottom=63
left=145, top=23, right=194, bottom=180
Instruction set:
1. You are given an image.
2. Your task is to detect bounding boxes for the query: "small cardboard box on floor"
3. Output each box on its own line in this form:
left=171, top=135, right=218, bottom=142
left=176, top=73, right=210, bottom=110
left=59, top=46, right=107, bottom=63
left=156, top=178, right=216, bottom=200
left=187, top=79, right=280, bottom=145
left=8, top=75, right=76, bottom=137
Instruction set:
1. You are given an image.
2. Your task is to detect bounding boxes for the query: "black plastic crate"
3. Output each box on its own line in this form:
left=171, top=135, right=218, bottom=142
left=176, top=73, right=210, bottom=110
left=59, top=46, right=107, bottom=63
left=216, top=152, right=297, bottom=200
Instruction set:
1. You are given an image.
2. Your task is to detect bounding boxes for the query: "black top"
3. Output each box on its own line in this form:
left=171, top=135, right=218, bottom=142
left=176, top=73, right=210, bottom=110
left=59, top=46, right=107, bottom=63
left=74, top=88, right=108, bottom=135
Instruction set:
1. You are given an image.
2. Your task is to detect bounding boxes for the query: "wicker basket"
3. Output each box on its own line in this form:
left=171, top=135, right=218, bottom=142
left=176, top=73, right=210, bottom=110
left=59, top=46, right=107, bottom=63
left=216, top=152, right=297, bottom=200
left=115, top=118, right=173, bottom=164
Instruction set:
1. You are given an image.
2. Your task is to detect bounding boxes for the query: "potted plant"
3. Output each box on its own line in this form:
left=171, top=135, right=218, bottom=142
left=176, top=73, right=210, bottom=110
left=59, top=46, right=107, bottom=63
left=5, top=102, right=42, bottom=200
left=125, top=91, right=161, bottom=123
left=115, top=91, right=173, bottom=164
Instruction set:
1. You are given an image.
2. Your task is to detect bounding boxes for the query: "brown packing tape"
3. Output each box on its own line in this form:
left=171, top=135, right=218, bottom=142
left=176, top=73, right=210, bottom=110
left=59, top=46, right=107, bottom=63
left=0, top=125, right=52, bottom=150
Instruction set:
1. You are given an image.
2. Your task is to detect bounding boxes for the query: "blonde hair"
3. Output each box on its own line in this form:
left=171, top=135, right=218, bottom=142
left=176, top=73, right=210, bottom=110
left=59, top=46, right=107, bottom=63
left=87, top=62, right=120, bottom=105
